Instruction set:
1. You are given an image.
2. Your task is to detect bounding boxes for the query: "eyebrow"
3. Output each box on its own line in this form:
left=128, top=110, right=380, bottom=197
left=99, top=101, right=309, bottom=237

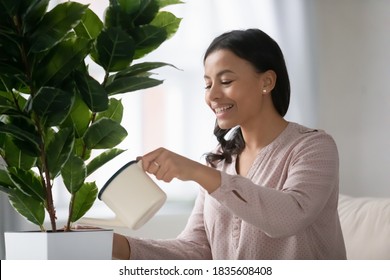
left=204, top=69, right=235, bottom=79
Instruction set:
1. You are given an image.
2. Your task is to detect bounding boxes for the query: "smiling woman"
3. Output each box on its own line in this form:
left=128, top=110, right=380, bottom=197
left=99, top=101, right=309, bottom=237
left=110, top=28, right=346, bottom=260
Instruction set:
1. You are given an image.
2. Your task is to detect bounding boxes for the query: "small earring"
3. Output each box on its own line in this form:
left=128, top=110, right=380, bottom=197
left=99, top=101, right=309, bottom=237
left=262, top=89, right=267, bottom=93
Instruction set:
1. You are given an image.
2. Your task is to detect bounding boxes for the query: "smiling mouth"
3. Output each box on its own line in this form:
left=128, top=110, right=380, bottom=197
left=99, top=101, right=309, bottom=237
left=214, top=105, right=233, bottom=115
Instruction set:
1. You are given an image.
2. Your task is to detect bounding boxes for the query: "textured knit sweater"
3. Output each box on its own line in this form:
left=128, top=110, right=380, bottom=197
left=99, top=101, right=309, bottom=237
left=127, top=122, right=347, bottom=259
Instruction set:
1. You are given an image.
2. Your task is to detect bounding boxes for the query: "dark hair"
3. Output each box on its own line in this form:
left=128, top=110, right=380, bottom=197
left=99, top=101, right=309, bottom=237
left=204, top=29, right=290, bottom=167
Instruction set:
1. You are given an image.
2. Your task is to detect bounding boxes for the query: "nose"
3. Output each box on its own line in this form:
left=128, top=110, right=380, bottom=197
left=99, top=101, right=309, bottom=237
left=206, top=84, right=222, bottom=102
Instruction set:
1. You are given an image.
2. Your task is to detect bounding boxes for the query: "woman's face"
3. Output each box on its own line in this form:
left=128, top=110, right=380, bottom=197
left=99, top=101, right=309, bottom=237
left=204, top=49, right=268, bottom=130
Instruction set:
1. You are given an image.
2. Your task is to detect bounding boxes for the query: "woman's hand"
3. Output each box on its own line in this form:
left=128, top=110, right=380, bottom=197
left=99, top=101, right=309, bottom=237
left=112, top=233, right=131, bottom=260
left=139, top=147, right=222, bottom=193
left=140, top=147, right=197, bottom=182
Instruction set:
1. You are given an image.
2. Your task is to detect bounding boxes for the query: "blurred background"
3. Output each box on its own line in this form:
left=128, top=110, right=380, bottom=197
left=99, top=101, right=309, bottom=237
left=1, top=0, right=389, bottom=259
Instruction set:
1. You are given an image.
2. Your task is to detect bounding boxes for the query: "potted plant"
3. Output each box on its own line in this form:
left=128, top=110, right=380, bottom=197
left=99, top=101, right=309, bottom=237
left=0, top=0, right=182, bottom=259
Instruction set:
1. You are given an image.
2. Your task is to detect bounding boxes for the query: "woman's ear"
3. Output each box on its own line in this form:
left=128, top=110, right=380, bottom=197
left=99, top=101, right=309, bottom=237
left=260, top=70, right=277, bottom=94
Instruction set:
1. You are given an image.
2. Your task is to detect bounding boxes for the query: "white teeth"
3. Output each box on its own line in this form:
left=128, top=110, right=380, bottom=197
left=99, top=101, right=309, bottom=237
left=215, top=105, right=233, bottom=114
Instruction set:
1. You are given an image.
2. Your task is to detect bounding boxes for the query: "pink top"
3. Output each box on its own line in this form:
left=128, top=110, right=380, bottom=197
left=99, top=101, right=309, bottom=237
left=128, top=122, right=347, bottom=259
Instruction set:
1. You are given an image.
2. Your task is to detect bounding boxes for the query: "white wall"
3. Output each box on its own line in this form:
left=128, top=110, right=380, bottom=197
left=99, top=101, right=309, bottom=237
left=312, top=0, right=390, bottom=197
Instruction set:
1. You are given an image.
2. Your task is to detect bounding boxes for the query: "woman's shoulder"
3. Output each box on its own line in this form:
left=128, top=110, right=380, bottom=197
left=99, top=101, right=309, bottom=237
left=285, top=122, right=338, bottom=152
left=288, top=122, right=335, bottom=140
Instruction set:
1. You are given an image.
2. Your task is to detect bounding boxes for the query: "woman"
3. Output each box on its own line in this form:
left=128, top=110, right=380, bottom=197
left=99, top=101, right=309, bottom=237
left=113, top=29, right=346, bottom=259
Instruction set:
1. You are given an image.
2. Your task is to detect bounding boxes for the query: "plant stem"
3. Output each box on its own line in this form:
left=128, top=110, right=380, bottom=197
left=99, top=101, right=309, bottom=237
left=66, top=193, right=76, bottom=231
left=34, top=116, right=57, bottom=232
left=44, top=170, right=57, bottom=232
left=40, top=140, right=57, bottom=232
left=103, top=71, right=110, bottom=87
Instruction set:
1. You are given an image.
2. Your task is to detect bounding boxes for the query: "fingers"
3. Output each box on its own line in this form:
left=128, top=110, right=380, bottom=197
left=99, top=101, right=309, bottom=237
left=150, top=161, right=166, bottom=179
left=149, top=159, right=172, bottom=182
left=143, top=159, right=160, bottom=174
left=138, top=148, right=175, bottom=182
left=139, top=147, right=165, bottom=172
left=152, top=160, right=160, bottom=170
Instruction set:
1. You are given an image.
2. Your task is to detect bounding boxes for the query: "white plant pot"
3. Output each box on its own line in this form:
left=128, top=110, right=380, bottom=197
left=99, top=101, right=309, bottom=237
left=4, top=229, right=113, bottom=260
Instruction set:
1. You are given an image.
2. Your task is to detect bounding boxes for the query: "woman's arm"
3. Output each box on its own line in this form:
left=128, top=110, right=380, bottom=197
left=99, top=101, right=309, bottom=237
left=140, top=147, right=222, bottom=193
left=112, top=188, right=212, bottom=260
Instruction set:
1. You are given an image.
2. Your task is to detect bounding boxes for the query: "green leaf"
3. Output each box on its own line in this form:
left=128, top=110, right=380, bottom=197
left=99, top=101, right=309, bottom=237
left=61, top=154, right=86, bottom=194
left=74, top=8, right=103, bottom=40
left=151, top=11, right=182, bottom=39
left=73, top=137, right=91, bottom=160
left=0, top=89, right=23, bottom=110
left=70, top=182, right=97, bottom=222
left=0, top=98, right=24, bottom=116
left=0, top=0, right=21, bottom=18
left=158, top=0, right=184, bottom=8
left=103, top=0, right=123, bottom=28
left=32, top=87, right=74, bottom=127
left=95, top=98, right=123, bottom=123
left=83, top=118, right=127, bottom=149
left=86, top=148, right=125, bottom=177
left=112, top=62, right=178, bottom=79
left=1, top=135, right=36, bottom=170
left=0, top=168, right=17, bottom=194
left=0, top=122, right=41, bottom=156
left=95, top=27, right=135, bottom=72
left=30, top=2, right=88, bottom=53
left=46, top=127, right=75, bottom=178
left=22, top=0, right=50, bottom=34
left=0, top=184, right=12, bottom=195
left=0, top=65, right=26, bottom=90
left=118, top=0, right=141, bottom=15
left=4, top=115, right=42, bottom=157
left=33, top=37, right=91, bottom=87
left=61, top=94, right=91, bottom=138
left=8, top=167, right=46, bottom=203
left=9, top=188, right=45, bottom=227
left=106, top=76, right=163, bottom=95
left=133, top=25, right=167, bottom=59
left=133, top=0, right=159, bottom=26
left=74, top=71, right=108, bottom=112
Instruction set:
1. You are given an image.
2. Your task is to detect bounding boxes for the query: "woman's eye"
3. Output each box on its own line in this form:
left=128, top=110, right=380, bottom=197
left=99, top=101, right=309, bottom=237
left=204, top=84, right=211, bottom=90
left=221, top=80, right=232, bottom=85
